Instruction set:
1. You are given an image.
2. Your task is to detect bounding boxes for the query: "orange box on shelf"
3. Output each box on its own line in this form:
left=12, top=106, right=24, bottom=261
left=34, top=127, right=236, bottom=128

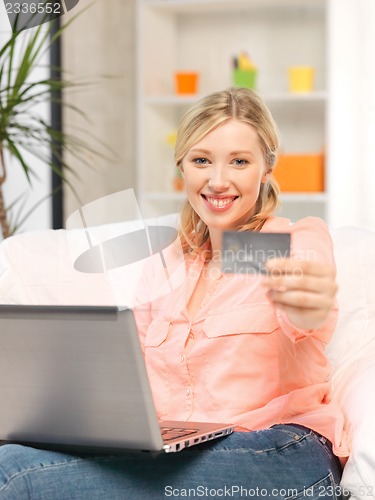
left=273, top=153, right=325, bottom=192
left=174, top=72, right=199, bottom=95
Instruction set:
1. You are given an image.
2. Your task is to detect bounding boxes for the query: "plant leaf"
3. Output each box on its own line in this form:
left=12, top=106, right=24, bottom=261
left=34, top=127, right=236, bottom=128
left=6, top=138, right=33, bottom=182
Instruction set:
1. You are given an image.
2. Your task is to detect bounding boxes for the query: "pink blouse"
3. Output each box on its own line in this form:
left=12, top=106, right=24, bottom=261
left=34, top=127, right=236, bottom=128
left=134, top=216, right=350, bottom=458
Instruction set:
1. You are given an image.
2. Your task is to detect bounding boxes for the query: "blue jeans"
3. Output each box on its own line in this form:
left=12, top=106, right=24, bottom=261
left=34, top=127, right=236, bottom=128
left=0, top=425, right=343, bottom=499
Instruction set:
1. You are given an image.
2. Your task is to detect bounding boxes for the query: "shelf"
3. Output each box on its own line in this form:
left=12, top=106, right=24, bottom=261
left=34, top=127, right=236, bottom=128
left=280, top=193, right=327, bottom=202
left=144, top=95, right=200, bottom=106
left=144, top=91, right=327, bottom=106
left=144, top=0, right=325, bottom=14
left=263, top=91, right=327, bottom=103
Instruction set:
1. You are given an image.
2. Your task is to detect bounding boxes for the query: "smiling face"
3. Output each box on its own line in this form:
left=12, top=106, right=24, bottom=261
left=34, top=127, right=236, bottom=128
left=181, top=119, right=269, bottom=235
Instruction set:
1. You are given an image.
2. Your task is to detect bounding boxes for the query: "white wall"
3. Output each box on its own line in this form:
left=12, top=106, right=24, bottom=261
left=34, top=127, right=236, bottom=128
left=328, top=0, right=375, bottom=231
left=0, top=2, right=52, bottom=235
left=61, top=0, right=136, bottom=226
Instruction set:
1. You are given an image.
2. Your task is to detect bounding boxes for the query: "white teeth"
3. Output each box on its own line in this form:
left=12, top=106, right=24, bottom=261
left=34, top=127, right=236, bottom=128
left=207, top=197, right=234, bottom=208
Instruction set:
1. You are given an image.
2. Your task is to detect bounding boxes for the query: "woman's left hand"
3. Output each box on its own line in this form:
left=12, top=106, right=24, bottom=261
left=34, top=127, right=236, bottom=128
left=262, top=258, right=337, bottom=331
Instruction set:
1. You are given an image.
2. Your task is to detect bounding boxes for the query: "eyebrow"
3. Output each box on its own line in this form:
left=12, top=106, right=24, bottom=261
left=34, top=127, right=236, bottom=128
left=187, top=149, right=211, bottom=155
left=230, top=150, right=255, bottom=157
left=188, top=148, right=255, bottom=157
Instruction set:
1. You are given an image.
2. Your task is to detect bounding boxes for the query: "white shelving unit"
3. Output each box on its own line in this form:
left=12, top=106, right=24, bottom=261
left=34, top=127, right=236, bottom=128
left=136, top=0, right=328, bottom=221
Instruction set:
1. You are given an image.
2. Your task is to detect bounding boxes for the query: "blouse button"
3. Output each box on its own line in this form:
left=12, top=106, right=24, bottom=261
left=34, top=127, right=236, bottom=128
left=180, top=354, right=185, bottom=362
left=186, top=388, right=191, bottom=396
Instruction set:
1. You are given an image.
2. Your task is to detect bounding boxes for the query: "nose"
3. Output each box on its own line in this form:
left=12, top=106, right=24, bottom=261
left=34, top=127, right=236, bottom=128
left=207, top=165, right=230, bottom=192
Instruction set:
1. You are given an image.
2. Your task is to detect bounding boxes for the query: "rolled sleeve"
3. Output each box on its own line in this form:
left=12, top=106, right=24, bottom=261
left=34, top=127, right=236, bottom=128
left=273, top=216, right=338, bottom=344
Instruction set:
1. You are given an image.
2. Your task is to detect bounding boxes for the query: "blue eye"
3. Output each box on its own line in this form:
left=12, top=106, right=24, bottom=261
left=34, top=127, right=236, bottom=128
left=232, top=158, right=248, bottom=166
left=194, top=158, right=209, bottom=165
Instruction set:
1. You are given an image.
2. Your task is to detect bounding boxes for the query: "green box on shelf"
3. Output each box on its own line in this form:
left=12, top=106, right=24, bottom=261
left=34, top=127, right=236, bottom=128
left=233, top=69, right=257, bottom=90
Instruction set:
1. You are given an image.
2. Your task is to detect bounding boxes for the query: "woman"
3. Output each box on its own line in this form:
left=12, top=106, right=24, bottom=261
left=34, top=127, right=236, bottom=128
left=0, top=88, right=349, bottom=499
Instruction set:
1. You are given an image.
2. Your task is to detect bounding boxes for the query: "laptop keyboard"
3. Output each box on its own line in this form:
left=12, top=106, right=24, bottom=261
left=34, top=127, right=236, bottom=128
left=161, top=427, right=198, bottom=442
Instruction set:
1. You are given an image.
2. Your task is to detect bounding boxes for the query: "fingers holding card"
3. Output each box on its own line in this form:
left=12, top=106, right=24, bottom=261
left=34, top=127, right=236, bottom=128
left=262, top=258, right=337, bottom=330
left=221, top=231, right=337, bottom=330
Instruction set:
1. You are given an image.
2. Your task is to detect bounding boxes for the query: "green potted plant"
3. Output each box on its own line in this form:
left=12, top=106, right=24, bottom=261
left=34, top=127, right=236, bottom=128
left=0, top=12, right=103, bottom=239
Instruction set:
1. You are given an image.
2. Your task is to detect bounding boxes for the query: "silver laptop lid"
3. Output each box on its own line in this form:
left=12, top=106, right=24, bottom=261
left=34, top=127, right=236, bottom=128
left=0, top=305, right=164, bottom=451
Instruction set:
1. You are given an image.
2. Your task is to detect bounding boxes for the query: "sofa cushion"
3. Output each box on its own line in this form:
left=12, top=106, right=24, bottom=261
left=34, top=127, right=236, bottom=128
left=0, top=213, right=181, bottom=308
left=328, top=226, right=375, bottom=496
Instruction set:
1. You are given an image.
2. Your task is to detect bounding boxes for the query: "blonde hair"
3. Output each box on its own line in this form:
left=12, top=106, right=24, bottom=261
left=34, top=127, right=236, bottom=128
left=176, top=87, right=281, bottom=257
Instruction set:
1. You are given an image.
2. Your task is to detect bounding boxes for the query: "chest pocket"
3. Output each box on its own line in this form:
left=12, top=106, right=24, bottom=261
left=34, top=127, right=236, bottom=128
left=202, top=304, right=279, bottom=338
left=143, top=320, right=171, bottom=418
left=144, top=321, right=170, bottom=347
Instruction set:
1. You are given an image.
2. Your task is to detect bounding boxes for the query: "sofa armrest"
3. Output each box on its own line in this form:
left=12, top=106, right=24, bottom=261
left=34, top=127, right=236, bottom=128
left=328, top=226, right=375, bottom=497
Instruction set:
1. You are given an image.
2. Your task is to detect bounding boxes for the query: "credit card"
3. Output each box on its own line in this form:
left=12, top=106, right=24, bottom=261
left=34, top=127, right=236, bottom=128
left=221, top=232, right=291, bottom=274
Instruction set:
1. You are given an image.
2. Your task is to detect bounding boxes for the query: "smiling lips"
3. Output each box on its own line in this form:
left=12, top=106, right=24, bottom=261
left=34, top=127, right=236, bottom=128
left=201, top=194, right=238, bottom=211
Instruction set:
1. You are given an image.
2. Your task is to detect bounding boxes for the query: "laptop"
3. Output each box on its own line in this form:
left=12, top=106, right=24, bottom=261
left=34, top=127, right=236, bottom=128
left=0, top=305, right=234, bottom=453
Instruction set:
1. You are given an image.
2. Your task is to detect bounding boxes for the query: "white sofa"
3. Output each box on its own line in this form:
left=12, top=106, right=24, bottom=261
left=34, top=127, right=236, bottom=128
left=0, top=215, right=374, bottom=498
